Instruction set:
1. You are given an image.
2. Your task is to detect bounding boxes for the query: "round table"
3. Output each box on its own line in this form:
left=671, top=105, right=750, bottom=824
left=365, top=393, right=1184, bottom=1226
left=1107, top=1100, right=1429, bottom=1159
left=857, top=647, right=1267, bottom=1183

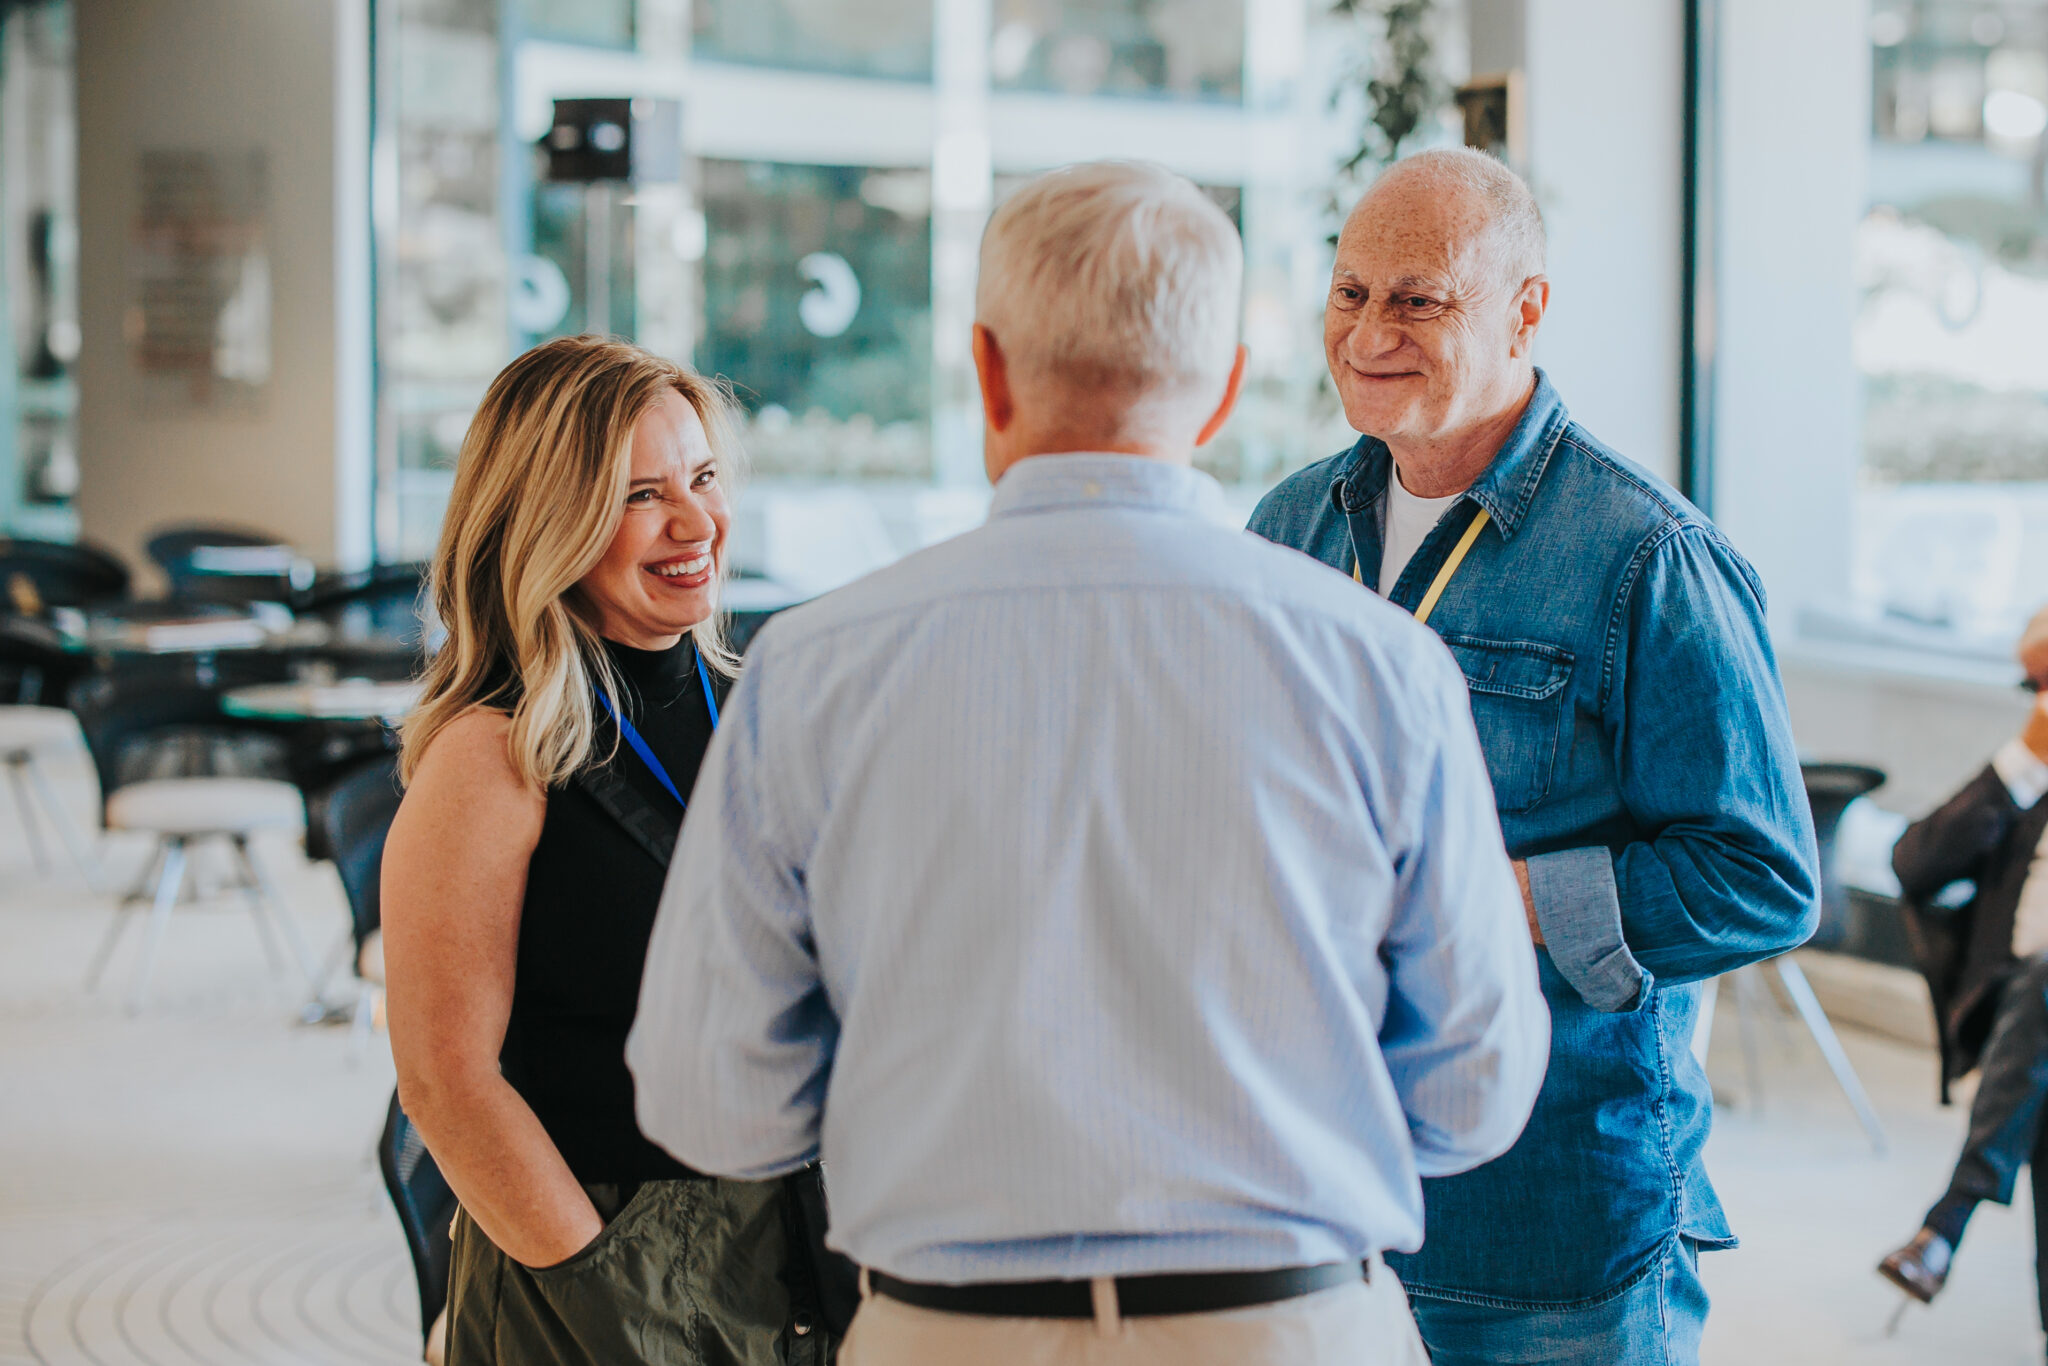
left=221, top=679, right=421, bottom=723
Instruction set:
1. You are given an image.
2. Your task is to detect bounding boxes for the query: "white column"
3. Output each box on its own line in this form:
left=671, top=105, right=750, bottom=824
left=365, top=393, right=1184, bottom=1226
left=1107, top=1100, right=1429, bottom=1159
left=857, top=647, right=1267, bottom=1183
left=1711, top=0, right=1865, bottom=632
left=930, top=0, right=993, bottom=487
left=75, top=0, right=366, bottom=574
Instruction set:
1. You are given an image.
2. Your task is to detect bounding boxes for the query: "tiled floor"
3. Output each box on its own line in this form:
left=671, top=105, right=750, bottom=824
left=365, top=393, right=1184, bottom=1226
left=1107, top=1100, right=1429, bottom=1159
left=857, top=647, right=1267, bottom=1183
left=0, top=745, right=2040, bottom=1364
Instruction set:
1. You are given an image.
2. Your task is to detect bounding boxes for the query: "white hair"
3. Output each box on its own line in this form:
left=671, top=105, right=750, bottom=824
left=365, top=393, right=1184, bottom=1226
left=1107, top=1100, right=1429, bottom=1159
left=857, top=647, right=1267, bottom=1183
left=975, top=161, right=1243, bottom=413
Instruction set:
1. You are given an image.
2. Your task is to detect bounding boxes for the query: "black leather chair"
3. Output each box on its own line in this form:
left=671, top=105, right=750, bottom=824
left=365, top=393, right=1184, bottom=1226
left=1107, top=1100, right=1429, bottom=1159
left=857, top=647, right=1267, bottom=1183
left=378, top=1091, right=458, bottom=1350
left=0, top=614, right=93, bottom=706
left=312, top=755, right=402, bottom=948
left=145, top=524, right=305, bottom=604
left=0, top=536, right=130, bottom=611
left=1802, top=761, right=1888, bottom=949
left=70, top=669, right=313, bottom=1011
left=296, top=562, right=430, bottom=681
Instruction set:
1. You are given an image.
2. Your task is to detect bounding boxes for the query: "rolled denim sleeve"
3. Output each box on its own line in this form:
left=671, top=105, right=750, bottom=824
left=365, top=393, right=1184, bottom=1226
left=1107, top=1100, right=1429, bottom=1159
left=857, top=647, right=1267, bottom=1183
left=1526, top=845, right=1650, bottom=1012
left=1602, top=524, right=1822, bottom=984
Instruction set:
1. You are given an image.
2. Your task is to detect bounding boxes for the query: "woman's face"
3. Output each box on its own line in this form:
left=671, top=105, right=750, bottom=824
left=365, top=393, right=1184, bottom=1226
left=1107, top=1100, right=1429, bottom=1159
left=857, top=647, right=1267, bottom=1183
left=578, top=390, right=730, bottom=650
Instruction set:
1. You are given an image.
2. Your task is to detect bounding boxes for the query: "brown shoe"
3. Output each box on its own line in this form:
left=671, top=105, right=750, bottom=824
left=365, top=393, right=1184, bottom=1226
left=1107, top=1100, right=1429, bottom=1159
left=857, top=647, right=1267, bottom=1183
left=1878, top=1228, right=1955, bottom=1304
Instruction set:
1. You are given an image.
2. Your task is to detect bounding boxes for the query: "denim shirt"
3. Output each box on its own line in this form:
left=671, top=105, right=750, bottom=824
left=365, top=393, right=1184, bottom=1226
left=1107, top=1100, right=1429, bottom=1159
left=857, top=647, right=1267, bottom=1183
left=1249, top=371, right=1820, bottom=1303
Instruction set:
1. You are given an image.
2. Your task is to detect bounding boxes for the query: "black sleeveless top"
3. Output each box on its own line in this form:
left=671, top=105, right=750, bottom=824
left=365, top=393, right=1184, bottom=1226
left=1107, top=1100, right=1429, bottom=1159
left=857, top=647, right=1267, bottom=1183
left=499, top=636, right=727, bottom=1182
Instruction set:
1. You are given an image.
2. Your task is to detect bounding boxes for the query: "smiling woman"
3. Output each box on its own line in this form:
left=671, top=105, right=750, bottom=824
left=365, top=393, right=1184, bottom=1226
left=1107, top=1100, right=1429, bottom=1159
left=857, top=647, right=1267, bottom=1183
left=376, top=336, right=839, bottom=1365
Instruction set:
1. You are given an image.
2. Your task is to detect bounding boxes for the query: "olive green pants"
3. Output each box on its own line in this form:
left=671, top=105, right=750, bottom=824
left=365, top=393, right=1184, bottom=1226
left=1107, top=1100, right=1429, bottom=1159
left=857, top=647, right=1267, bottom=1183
left=446, top=1177, right=833, bottom=1366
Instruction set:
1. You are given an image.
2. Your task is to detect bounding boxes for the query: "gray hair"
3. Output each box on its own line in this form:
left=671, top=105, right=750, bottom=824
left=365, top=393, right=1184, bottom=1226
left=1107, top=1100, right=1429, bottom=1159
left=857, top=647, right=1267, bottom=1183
left=975, top=161, right=1243, bottom=407
left=1371, top=146, right=1546, bottom=283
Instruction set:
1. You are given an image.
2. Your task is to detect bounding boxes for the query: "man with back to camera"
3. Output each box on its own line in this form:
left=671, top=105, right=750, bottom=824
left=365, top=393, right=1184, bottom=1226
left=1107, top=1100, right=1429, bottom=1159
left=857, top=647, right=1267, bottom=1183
left=1249, top=146, right=1822, bottom=1364
left=625, top=159, right=1549, bottom=1365
left=1877, top=605, right=2048, bottom=1344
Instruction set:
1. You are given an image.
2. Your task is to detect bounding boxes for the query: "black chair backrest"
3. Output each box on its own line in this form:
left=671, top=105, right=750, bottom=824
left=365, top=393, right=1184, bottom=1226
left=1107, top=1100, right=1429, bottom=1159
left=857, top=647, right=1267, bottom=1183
left=145, top=523, right=299, bottom=603
left=0, top=615, right=93, bottom=705
left=68, top=666, right=292, bottom=810
left=1801, top=761, right=1888, bottom=948
left=0, top=536, right=130, bottom=610
left=299, top=562, right=430, bottom=663
left=315, top=755, right=402, bottom=951
left=378, top=1091, right=458, bottom=1346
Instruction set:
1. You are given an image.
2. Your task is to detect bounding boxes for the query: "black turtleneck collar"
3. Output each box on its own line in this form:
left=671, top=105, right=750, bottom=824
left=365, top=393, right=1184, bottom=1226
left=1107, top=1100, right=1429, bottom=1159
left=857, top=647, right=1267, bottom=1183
left=601, top=634, right=694, bottom=703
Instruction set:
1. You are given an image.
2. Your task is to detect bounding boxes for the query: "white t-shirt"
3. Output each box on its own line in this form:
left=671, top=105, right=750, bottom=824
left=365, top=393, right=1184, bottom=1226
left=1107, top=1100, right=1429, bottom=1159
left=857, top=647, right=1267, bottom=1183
left=1992, top=737, right=2048, bottom=959
left=1379, top=471, right=1463, bottom=596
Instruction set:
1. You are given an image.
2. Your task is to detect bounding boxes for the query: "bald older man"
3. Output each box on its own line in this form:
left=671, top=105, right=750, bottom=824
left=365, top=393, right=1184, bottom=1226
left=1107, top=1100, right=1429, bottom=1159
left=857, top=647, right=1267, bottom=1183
left=1250, top=147, right=1821, bottom=1364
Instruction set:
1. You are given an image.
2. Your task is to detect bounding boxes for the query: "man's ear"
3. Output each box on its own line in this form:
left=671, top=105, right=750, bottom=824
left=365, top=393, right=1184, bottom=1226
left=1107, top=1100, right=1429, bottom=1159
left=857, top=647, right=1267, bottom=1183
left=972, top=324, right=1014, bottom=434
left=1509, top=276, right=1550, bottom=359
left=1195, top=345, right=1249, bottom=448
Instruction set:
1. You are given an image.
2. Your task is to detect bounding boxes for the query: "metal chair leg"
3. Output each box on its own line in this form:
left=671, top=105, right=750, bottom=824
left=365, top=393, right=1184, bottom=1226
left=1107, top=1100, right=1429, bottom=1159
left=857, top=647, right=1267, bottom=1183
left=233, top=837, right=289, bottom=976
left=1691, top=976, right=1719, bottom=1068
left=126, top=839, right=189, bottom=1015
left=1775, top=957, right=1888, bottom=1154
left=85, top=840, right=166, bottom=990
left=23, top=751, right=101, bottom=887
left=347, top=981, right=379, bottom=1066
left=7, top=754, right=49, bottom=874
left=1733, top=965, right=1768, bottom=1111
left=232, top=835, right=319, bottom=990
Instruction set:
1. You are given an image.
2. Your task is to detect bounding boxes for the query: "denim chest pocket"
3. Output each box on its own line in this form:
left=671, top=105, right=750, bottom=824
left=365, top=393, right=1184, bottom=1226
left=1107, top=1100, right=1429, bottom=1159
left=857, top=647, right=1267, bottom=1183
left=1442, top=634, right=1574, bottom=814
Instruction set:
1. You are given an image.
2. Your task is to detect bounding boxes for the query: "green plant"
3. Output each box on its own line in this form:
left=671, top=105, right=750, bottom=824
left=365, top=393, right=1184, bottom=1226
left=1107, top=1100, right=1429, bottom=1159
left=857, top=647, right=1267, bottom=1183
left=1333, top=0, right=1444, bottom=178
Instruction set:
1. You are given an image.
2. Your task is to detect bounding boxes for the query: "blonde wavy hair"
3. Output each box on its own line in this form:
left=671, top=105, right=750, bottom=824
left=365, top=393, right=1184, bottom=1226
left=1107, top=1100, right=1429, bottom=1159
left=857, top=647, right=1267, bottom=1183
left=401, top=336, right=746, bottom=791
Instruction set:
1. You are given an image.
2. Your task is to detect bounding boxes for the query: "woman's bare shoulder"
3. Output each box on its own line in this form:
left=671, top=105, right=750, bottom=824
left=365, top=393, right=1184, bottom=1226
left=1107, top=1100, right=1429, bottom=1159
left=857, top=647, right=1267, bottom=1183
left=404, top=707, right=541, bottom=820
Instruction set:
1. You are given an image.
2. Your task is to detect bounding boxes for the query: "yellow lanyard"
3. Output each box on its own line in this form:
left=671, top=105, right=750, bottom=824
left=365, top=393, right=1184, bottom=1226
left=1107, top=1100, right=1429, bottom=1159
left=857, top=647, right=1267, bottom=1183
left=1353, top=506, right=1493, bottom=627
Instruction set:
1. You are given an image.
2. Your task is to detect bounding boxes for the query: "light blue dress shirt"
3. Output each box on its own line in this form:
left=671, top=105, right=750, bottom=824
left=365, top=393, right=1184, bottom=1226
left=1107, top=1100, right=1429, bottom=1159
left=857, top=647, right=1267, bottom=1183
left=627, top=454, right=1549, bottom=1283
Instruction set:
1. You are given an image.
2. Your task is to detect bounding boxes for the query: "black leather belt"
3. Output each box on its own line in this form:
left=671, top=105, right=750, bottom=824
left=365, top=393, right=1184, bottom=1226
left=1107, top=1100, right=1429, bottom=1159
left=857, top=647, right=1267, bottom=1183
left=867, top=1261, right=1362, bottom=1319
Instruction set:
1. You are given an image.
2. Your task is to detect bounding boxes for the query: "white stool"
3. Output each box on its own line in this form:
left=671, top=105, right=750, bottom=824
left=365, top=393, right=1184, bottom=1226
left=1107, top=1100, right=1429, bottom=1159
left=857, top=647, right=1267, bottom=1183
left=0, top=705, right=100, bottom=881
left=85, top=776, right=315, bottom=1014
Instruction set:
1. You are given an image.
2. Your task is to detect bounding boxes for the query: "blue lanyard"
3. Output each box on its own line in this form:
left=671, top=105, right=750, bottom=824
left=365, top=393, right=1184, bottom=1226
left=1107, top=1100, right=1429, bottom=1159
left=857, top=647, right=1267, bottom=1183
left=592, top=650, right=720, bottom=808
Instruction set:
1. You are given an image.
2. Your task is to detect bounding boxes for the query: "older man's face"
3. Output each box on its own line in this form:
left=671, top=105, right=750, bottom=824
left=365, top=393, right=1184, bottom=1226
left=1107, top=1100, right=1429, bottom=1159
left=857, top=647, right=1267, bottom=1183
left=1324, top=179, right=1535, bottom=447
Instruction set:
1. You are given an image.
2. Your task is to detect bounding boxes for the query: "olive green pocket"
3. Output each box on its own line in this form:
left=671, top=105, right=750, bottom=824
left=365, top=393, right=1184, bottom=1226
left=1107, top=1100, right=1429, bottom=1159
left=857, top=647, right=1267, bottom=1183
left=445, top=1179, right=825, bottom=1366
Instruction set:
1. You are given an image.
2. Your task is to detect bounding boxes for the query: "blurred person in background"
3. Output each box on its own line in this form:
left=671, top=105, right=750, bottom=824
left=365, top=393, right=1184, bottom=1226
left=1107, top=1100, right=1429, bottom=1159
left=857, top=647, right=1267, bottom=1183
left=628, top=160, right=1548, bottom=1366
left=1879, top=604, right=2048, bottom=1347
left=1249, top=147, right=1820, bottom=1365
left=381, top=336, right=834, bottom=1366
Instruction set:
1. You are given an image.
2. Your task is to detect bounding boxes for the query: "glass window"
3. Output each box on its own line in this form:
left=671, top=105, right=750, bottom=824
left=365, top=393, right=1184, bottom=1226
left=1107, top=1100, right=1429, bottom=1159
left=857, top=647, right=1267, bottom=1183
left=698, top=160, right=933, bottom=481
left=0, top=0, right=81, bottom=539
left=1857, top=2, right=2048, bottom=645
left=989, top=0, right=1244, bottom=102
left=692, top=0, right=933, bottom=81
left=373, top=0, right=507, bottom=561
left=517, top=0, right=633, bottom=48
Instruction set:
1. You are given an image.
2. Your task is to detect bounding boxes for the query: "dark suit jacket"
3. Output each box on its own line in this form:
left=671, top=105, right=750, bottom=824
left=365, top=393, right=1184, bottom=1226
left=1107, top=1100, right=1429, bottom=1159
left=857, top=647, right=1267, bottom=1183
left=1893, top=762, right=2048, bottom=1101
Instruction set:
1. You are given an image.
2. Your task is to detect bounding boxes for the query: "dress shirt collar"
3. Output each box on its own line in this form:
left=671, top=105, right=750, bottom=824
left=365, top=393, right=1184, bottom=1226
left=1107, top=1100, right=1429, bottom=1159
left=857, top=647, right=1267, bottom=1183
left=988, top=453, right=1234, bottom=527
left=1329, top=368, right=1571, bottom=542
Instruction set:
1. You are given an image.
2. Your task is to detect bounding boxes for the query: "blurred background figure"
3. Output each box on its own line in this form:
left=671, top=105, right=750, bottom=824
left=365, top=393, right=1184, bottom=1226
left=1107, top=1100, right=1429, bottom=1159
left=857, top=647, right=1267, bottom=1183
left=1880, top=604, right=2048, bottom=1344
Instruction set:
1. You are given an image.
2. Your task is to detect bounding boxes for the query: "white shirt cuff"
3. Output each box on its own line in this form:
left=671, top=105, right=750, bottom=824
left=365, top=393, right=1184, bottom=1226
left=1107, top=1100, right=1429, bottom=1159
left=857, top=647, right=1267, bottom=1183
left=1992, top=737, right=2048, bottom=810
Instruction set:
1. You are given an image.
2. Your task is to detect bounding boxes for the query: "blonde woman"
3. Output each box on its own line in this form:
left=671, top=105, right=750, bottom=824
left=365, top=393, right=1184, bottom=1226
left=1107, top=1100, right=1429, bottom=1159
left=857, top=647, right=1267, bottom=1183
left=382, top=337, right=834, bottom=1365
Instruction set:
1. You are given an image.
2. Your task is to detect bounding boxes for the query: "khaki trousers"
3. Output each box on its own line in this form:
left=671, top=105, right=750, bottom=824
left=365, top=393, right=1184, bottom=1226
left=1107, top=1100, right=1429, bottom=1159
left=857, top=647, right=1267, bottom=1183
left=840, top=1271, right=1432, bottom=1366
